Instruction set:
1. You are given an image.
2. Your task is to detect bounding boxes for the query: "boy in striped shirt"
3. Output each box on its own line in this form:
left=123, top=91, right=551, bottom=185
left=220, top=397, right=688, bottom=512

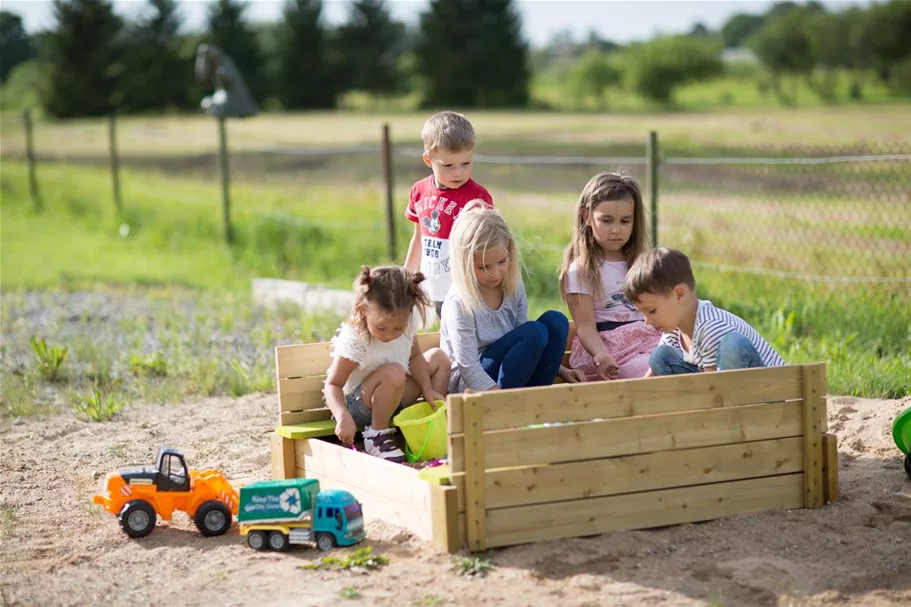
left=624, top=247, right=784, bottom=376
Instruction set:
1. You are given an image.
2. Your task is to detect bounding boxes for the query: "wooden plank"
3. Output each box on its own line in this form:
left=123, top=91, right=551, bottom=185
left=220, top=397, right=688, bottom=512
left=301, top=468, right=434, bottom=542
left=485, top=473, right=804, bottom=548
left=279, top=376, right=327, bottom=411
left=447, top=395, right=466, bottom=474
left=276, top=342, right=331, bottom=379
left=430, top=484, right=462, bottom=553
left=417, top=332, right=441, bottom=351
left=480, top=400, right=803, bottom=469
left=463, top=396, right=487, bottom=551
left=276, top=331, right=442, bottom=380
left=275, top=419, right=336, bottom=440
left=296, top=439, right=432, bottom=512
left=822, top=432, right=839, bottom=503
left=280, top=408, right=333, bottom=426
left=270, top=432, right=296, bottom=480
left=485, top=437, right=804, bottom=509
left=802, top=364, right=826, bottom=508
left=447, top=364, right=803, bottom=433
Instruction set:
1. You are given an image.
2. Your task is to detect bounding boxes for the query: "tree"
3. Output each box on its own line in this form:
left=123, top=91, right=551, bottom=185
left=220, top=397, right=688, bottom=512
left=857, top=0, right=911, bottom=82
left=689, top=23, right=712, bottom=38
left=336, top=0, right=406, bottom=101
left=628, top=36, right=722, bottom=105
left=207, top=0, right=267, bottom=103
left=567, top=50, right=621, bottom=108
left=749, top=8, right=815, bottom=105
left=42, top=0, right=124, bottom=117
left=720, top=13, right=765, bottom=48
left=415, top=0, right=529, bottom=108
left=121, top=0, right=191, bottom=112
left=274, top=0, right=336, bottom=109
left=0, top=11, right=35, bottom=84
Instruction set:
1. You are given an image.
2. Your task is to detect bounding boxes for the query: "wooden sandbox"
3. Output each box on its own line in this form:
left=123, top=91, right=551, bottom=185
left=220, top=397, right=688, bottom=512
left=270, top=329, right=838, bottom=553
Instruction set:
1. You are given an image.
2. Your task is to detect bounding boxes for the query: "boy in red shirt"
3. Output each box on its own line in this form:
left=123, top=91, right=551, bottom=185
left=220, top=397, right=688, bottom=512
left=404, top=111, right=494, bottom=318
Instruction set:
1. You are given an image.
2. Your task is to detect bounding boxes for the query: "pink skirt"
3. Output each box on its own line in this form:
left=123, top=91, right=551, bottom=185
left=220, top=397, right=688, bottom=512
left=569, top=321, right=662, bottom=381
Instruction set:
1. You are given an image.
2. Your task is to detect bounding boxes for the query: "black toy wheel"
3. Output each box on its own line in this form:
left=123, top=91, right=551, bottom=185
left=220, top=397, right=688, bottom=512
left=118, top=500, right=157, bottom=538
left=247, top=531, right=268, bottom=551
left=316, top=532, right=334, bottom=552
left=194, top=501, right=232, bottom=537
left=905, top=452, right=910, bottom=480
left=268, top=531, right=289, bottom=551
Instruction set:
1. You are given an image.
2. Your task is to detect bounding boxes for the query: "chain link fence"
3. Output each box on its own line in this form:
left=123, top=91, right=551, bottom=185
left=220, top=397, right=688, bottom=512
left=2, top=114, right=909, bottom=287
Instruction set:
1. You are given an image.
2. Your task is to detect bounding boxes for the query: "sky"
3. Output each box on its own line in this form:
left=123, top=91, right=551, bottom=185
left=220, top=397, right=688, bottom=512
left=4, top=0, right=874, bottom=47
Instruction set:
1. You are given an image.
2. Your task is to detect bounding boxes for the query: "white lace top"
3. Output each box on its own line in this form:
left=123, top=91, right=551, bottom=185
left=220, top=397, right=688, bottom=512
left=328, top=314, right=419, bottom=395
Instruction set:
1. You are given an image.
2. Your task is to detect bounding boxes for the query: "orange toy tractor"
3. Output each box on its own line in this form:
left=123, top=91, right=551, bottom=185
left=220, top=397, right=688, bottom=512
left=93, top=447, right=239, bottom=538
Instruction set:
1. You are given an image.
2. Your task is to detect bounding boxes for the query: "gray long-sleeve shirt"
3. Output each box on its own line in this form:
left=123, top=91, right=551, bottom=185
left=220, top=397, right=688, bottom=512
left=440, top=281, right=528, bottom=393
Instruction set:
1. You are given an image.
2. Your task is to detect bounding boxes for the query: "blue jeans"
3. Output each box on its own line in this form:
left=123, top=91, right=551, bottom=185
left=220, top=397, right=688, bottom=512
left=650, top=332, right=764, bottom=376
left=480, top=311, right=569, bottom=389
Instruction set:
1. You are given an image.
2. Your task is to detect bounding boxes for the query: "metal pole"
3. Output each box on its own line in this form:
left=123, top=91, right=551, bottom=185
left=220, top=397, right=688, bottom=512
left=217, top=116, right=232, bottom=244
left=108, top=112, right=122, bottom=211
left=382, top=123, right=396, bottom=260
left=647, top=130, right=659, bottom=247
left=23, top=110, right=41, bottom=211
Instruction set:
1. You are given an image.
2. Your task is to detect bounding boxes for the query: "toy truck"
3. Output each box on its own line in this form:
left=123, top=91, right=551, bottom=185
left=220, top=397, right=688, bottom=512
left=237, top=478, right=365, bottom=551
left=93, top=447, right=239, bottom=539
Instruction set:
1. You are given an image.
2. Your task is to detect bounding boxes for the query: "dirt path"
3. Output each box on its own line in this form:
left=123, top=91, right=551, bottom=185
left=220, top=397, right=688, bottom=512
left=1, top=394, right=909, bottom=607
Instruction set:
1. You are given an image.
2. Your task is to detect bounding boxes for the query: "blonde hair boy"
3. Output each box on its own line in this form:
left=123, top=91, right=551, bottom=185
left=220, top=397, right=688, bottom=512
left=404, top=111, right=494, bottom=317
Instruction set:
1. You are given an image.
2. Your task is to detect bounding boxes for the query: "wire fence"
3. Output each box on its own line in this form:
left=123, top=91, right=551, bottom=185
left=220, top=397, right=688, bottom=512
left=2, top=112, right=909, bottom=287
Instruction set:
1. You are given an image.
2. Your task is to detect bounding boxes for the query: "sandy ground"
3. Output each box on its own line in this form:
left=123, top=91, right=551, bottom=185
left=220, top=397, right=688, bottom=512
left=1, top=393, right=909, bottom=607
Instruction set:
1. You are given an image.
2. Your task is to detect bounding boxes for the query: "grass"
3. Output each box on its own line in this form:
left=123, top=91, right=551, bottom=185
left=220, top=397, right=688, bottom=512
left=450, top=553, right=495, bottom=578
left=2, top=105, right=910, bottom=160
left=29, top=336, right=69, bottom=382
left=339, top=586, right=362, bottom=600
left=71, top=389, right=126, bottom=422
left=299, top=547, right=389, bottom=572
left=1, top=158, right=908, bottom=403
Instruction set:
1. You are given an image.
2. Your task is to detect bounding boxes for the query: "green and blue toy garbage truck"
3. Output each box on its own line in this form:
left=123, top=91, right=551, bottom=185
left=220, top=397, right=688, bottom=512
left=237, top=478, right=365, bottom=551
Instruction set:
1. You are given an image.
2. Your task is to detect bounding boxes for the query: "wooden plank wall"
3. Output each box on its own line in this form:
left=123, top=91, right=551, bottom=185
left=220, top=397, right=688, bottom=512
left=447, top=363, right=827, bottom=551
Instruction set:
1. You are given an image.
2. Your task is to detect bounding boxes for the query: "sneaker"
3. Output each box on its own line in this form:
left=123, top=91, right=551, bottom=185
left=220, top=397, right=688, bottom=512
left=362, top=426, right=406, bottom=463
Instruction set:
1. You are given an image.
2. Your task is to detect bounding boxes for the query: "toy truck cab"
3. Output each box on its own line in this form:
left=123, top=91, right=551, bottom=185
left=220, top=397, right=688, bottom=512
left=237, top=478, right=365, bottom=551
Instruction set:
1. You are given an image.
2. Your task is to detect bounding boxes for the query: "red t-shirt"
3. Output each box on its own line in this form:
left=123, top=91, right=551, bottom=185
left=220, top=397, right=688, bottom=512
left=405, top=176, right=493, bottom=301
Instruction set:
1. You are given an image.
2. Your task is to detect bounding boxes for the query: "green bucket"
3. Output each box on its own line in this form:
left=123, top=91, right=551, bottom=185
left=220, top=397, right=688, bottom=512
left=393, top=400, right=448, bottom=462
left=893, top=406, right=911, bottom=455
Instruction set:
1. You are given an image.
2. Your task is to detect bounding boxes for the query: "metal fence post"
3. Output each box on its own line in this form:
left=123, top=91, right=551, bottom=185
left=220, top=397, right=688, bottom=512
left=217, top=116, right=232, bottom=244
left=23, top=110, right=41, bottom=211
left=382, top=123, right=396, bottom=260
left=108, top=112, right=122, bottom=212
left=647, top=130, right=658, bottom=247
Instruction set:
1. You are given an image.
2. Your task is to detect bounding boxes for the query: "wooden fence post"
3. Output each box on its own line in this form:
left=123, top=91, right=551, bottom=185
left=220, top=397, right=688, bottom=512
left=23, top=110, right=41, bottom=211
left=217, top=116, right=232, bottom=244
left=382, top=124, right=396, bottom=260
left=108, top=112, right=122, bottom=211
left=647, top=130, right=659, bottom=247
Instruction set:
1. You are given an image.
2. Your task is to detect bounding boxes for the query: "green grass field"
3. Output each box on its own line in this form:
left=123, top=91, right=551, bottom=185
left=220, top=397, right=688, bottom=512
left=2, top=160, right=908, bottom=406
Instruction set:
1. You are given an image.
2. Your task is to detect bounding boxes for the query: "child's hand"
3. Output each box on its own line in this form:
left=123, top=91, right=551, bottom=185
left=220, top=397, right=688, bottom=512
left=335, top=414, right=357, bottom=446
left=424, top=390, right=446, bottom=409
left=558, top=365, right=586, bottom=383
left=593, top=352, right=619, bottom=380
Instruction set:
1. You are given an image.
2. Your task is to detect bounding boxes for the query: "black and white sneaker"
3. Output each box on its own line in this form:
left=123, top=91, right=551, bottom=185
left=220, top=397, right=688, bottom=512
left=362, top=426, right=407, bottom=463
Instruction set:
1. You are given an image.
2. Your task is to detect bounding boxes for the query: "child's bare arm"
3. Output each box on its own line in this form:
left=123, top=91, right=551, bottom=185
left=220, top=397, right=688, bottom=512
left=566, top=294, right=617, bottom=379
left=404, top=223, right=422, bottom=271
left=324, top=356, right=359, bottom=445
left=408, top=338, right=444, bottom=404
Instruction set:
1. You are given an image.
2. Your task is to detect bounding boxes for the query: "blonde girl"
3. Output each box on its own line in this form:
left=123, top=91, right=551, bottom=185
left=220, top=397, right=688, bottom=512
left=324, top=265, right=450, bottom=463
left=560, top=172, right=661, bottom=381
left=440, top=203, right=580, bottom=393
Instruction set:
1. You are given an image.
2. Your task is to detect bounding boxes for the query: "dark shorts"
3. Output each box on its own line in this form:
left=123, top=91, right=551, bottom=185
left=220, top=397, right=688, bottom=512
left=343, top=385, right=406, bottom=428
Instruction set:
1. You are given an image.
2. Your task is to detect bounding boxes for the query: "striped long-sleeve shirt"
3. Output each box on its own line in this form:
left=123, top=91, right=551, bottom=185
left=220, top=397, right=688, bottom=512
left=659, top=300, right=784, bottom=369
